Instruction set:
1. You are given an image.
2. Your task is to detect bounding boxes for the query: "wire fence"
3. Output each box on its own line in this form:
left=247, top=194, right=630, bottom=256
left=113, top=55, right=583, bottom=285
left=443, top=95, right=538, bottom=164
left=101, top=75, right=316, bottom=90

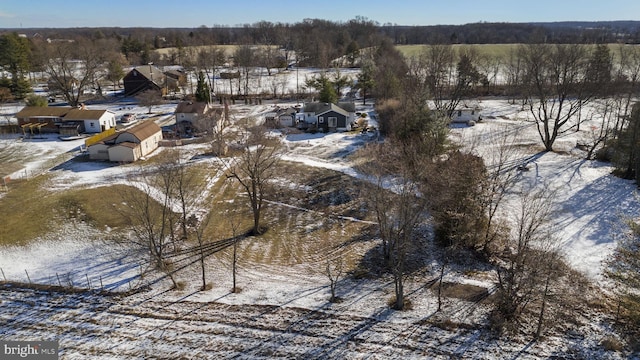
left=0, top=266, right=143, bottom=294
left=5, top=149, right=75, bottom=183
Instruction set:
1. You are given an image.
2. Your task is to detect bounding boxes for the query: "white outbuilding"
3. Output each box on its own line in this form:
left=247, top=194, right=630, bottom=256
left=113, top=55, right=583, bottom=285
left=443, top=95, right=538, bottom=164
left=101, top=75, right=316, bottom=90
left=88, top=120, right=163, bottom=162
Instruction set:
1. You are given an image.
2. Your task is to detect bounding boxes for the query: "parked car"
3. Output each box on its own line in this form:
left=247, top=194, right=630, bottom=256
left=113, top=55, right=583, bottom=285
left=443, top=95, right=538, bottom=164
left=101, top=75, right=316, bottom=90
left=121, top=113, right=136, bottom=123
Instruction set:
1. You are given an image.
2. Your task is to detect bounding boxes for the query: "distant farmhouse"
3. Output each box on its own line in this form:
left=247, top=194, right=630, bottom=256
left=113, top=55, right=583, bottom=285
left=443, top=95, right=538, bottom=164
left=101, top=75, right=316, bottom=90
left=88, top=121, right=163, bottom=162
left=122, top=65, right=188, bottom=97
left=123, top=65, right=166, bottom=97
left=15, top=106, right=116, bottom=136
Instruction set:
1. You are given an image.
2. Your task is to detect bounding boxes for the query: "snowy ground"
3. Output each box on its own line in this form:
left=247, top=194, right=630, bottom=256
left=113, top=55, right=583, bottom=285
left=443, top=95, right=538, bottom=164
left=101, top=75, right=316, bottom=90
left=0, top=98, right=638, bottom=359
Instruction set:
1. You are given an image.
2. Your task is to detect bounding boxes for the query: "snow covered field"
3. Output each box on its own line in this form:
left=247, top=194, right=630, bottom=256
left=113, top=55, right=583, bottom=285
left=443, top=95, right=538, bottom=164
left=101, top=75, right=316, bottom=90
left=0, top=97, right=638, bottom=359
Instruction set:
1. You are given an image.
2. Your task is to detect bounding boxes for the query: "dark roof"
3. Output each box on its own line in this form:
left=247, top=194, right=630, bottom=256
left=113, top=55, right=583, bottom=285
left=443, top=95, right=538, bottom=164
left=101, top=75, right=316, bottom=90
left=337, top=102, right=356, bottom=113
left=303, top=102, right=354, bottom=115
left=129, top=66, right=165, bottom=87
left=15, top=106, right=73, bottom=118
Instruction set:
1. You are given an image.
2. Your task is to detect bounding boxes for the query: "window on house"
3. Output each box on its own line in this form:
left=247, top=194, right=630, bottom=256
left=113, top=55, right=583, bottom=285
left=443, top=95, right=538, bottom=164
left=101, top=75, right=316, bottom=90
left=471, top=110, right=475, bottom=115
left=328, top=117, right=337, bottom=127
left=458, top=110, right=462, bottom=117
left=319, top=117, right=324, bottom=123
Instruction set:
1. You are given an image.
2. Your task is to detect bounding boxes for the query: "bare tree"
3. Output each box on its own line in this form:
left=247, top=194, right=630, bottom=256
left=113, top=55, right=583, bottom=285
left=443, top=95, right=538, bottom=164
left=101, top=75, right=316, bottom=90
left=162, top=150, right=204, bottom=240
left=326, top=256, right=344, bottom=303
left=418, top=43, right=456, bottom=115
left=504, top=46, right=525, bottom=106
left=197, top=46, right=226, bottom=96
left=519, top=43, right=595, bottom=152
left=228, top=212, right=241, bottom=293
left=492, top=188, right=567, bottom=337
left=37, top=38, right=114, bottom=107
left=225, top=125, right=282, bottom=235
left=188, top=212, right=211, bottom=291
left=136, top=89, right=164, bottom=114
left=363, top=141, right=428, bottom=310
left=476, top=129, right=523, bottom=253
left=581, top=99, right=618, bottom=160
left=119, top=166, right=179, bottom=289
left=612, top=45, right=640, bottom=137
left=234, top=44, right=255, bottom=100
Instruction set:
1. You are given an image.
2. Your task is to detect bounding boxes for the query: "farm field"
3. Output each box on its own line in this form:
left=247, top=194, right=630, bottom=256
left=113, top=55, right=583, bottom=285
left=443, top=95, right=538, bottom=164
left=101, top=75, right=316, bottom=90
left=395, top=43, right=638, bottom=60
left=0, top=96, right=638, bottom=359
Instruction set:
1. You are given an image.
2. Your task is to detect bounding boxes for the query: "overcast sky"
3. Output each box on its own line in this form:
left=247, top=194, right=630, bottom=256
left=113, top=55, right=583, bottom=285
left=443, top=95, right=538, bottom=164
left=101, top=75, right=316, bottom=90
left=1, top=0, right=639, bottom=28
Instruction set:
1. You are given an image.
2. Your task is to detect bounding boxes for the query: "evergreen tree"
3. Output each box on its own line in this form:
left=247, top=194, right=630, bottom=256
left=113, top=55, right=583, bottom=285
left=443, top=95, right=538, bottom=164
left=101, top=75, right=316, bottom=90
left=0, top=33, right=32, bottom=99
left=355, top=61, right=375, bottom=105
left=305, top=74, right=338, bottom=104
left=195, top=71, right=211, bottom=103
left=318, top=79, right=338, bottom=104
left=345, top=40, right=360, bottom=67
left=611, top=102, right=640, bottom=182
left=605, top=219, right=640, bottom=333
left=586, top=43, right=613, bottom=96
left=25, top=94, right=48, bottom=107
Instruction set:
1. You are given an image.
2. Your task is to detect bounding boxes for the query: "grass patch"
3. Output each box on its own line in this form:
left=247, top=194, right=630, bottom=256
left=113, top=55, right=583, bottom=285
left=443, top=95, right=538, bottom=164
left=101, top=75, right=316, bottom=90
left=430, top=281, right=490, bottom=302
left=204, top=163, right=376, bottom=272
left=0, top=175, right=61, bottom=246
left=57, top=185, right=139, bottom=229
left=0, top=180, right=171, bottom=246
left=601, top=336, right=625, bottom=352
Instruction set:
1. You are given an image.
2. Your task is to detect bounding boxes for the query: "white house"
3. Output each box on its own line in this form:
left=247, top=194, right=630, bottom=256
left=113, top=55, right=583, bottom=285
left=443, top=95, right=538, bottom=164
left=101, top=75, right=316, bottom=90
left=88, top=120, right=163, bottom=162
left=63, top=108, right=117, bottom=134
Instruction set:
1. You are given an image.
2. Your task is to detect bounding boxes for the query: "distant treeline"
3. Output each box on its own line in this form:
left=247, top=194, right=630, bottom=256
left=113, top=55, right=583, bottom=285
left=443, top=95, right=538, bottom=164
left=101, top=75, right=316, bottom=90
left=3, top=19, right=640, bottom=68
left=5, top=20, right=640, bottom=45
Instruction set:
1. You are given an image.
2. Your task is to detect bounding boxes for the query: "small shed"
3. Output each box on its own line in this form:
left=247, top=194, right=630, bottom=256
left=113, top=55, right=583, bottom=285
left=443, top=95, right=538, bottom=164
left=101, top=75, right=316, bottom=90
left=451, top=106, right=482, bottom=125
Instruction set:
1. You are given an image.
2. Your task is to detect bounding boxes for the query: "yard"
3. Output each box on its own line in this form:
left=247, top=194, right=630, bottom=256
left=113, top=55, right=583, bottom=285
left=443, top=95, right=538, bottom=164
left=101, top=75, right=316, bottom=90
left=0, top=97, right=638, bottom=359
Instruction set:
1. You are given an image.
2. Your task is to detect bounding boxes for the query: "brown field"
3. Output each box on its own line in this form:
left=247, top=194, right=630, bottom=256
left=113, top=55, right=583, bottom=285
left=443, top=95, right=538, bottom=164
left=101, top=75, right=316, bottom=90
left=396, top=43, right=640, bottom=61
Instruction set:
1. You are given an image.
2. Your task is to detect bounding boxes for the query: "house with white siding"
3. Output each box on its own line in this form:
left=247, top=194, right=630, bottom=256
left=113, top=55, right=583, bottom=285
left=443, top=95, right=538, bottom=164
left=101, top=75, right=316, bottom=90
left=63, top=108, right=117, bottom=134
left=88, top=121, right=163, bottom=162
